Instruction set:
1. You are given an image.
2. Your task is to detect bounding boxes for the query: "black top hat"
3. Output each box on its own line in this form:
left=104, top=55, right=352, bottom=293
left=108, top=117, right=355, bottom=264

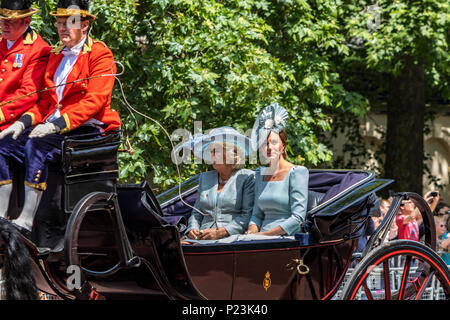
left=0, top=0, right=38, bottom=19
left=50, top=0, right=96, bottom=20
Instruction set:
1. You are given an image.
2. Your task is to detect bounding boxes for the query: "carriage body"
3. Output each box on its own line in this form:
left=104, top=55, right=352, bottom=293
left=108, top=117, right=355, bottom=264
left=155, top=169, right=391, bottom=300
left=0, top=133, right=449, bottom=300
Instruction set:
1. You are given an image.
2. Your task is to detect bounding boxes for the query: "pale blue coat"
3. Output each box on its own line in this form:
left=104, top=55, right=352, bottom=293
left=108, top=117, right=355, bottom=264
left=249, top=166, right=309, bottom=235
left=186, top=169, right=255, bottom=235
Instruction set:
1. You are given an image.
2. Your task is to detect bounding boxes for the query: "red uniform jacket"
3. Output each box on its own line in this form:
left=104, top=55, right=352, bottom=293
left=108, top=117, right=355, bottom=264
left=0, top=28, right=51, bottom=130
left=20, top=37, right=121, bottom=133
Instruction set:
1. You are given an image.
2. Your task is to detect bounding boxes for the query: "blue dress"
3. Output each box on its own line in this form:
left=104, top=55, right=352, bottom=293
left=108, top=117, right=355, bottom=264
left=249, top=166, right=309, bottom=236
left=186, top=168, right=255, bottom=235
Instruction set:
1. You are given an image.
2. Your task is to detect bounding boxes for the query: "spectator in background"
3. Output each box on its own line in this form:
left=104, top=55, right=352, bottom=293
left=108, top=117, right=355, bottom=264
left=396, top=199, right=419, bottom=241
left=374, top=198, right=391, bottom=230
left=380, top=199, right=391, bottom=216
left=418, top=190, right=441, bottom=240
left=436, top=215, right=450, bottom=265
left=424, top=190, right=440, bottom=213
left=434, top=201, right=450, bottom=231
left=435, top=201, right=450, bottom=216
left=374, top=197, right=397, bottom=243
left=387, top=219, right=398, bottom=241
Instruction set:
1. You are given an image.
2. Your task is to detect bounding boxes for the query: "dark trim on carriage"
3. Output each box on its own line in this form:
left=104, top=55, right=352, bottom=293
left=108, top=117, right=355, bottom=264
left=181, top=237, right=348, bottom=255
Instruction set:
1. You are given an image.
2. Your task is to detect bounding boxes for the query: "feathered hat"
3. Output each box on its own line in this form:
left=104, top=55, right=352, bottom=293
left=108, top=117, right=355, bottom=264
left=250, top=103, right=289, bottom=152
left=0, top=0, right=38, bottom=19
left=50, top=0, right=96, bottom=20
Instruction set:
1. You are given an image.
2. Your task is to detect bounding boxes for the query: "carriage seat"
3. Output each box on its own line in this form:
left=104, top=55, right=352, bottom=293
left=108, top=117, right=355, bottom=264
left=62, top=131, right=121, bottom=213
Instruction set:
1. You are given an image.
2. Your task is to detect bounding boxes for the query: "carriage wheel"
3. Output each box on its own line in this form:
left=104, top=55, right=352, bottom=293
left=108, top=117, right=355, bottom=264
left=65, top=192, right=124, bottom=277
left=340, top=240, right=450, bottom=300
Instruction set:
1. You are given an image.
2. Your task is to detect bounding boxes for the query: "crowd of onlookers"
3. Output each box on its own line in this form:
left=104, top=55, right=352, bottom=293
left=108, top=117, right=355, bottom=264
left=372, top=190, right=450, bottom=266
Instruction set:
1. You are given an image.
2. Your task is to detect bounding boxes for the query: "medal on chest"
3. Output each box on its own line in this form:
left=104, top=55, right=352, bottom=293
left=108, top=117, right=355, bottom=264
left=13, top=54, right=25, bottom=68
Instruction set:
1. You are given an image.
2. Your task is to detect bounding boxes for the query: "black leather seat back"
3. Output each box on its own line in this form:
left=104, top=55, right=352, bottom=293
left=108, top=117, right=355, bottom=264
left=62, top=131, right=121, bottom=213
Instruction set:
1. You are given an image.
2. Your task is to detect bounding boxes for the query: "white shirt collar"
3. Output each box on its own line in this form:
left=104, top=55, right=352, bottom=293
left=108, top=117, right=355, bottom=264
left=6, top=40, right=16, bottom=50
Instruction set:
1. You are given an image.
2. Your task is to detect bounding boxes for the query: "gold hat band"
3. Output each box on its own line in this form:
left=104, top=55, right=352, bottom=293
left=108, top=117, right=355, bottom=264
left=0, top=8, right=39, bottom=19
left=50, top=8, right=96, bottom=20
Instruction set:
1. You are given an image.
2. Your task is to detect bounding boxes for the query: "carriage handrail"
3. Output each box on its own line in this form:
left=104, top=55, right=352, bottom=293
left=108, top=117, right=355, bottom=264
left=361, top=195, right=403, bottom=259
left=64, top=192, right=141, bottom=279
left=157, top=174, right=199, bottom=208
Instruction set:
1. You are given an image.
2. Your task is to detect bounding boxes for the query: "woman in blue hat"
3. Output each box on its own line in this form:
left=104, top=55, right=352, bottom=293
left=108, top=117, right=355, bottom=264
left=181, top=127, right=255, bottom=240
left=246, top=103, right=309, bottom=236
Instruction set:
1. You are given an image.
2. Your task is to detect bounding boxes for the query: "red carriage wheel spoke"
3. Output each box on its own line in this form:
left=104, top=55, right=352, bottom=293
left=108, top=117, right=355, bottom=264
left=340, top=241, right=450, bottom=300
left=414, top=271, right=435, bottom=300
left=413, top=278, right=421, bottom=292
left=362, top=281, right=374, bottom=300
left=398, top=255, right=412, bottom=300
left=383, top=261, right=391, bottom=300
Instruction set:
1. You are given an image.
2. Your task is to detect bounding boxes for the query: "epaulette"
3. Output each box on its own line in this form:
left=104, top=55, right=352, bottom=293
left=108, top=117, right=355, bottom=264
left=51, top=43, right=65, bottom=55
left=82, top=37, right=94, bottom=54
left=23, top=29, right=38, bottom=45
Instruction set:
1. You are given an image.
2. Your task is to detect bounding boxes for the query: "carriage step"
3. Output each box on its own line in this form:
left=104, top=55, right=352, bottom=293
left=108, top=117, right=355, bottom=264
left=23, top=237, right=65, bottom=260
left=36, top=247, right=52, bottom=257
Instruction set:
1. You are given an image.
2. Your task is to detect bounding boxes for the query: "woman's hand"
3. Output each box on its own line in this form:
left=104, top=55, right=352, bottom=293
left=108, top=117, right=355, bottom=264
left=198, top=228, right=228, bottom=240
left=255, top=225, right=286, bottom=236
left=441, top=237, right=450, bottom=249
left=245, top=224, right=259, bottom=234
left=424, top=190, right=440, bottom=212
left=187, top=229, right=201, bottom=239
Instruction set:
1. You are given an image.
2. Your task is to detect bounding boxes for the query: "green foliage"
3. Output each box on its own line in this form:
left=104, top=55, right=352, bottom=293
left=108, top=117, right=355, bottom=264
left=29, top=0, right=371, bottom=192
left=330, top=1, right=450, bottom=190
left=343, top=0, right=450, bottom=97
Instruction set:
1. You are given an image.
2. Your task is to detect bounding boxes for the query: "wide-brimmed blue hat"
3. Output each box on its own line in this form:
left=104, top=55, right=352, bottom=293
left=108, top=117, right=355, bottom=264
left=175, top=126, right=250, bottom=164
left=250, top=103, right=289, bottom=153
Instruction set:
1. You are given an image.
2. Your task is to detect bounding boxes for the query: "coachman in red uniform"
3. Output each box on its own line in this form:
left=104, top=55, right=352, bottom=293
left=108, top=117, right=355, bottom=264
left=0, top=0, right=50, bottom=130
left=0, top=0, right=121, bottom=238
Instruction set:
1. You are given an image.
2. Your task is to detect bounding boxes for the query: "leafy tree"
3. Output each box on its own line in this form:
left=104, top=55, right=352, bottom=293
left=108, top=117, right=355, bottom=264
left=256, top=0, right=370, bottom=167
left=29, top=0, right=369, bottom=193
left=339, top=0, right=450, bottom=195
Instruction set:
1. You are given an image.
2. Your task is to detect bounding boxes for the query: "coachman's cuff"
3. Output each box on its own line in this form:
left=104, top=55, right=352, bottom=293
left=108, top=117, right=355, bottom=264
left=49, top=114, right=70, bottom=134
left=24, top=181, right=47, bottom=191
left=25, top=169, right=47, bottom=191
left=18, top=113, right=35, bottom=128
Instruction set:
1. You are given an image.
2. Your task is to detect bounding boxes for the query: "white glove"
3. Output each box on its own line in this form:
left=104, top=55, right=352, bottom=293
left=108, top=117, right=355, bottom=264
left=29, top=122, right=59, bottom=138
left=0, top=121, right=25, bottom=140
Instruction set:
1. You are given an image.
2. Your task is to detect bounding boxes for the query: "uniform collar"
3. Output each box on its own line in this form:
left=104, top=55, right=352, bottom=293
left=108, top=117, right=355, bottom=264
left=0, top=27, right=34, bottom=52
left=52, top=36, right=93, bottom=55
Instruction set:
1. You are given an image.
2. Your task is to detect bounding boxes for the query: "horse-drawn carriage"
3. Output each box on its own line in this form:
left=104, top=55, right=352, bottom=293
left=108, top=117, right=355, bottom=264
left=0, top=131, right=449, bottom=300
